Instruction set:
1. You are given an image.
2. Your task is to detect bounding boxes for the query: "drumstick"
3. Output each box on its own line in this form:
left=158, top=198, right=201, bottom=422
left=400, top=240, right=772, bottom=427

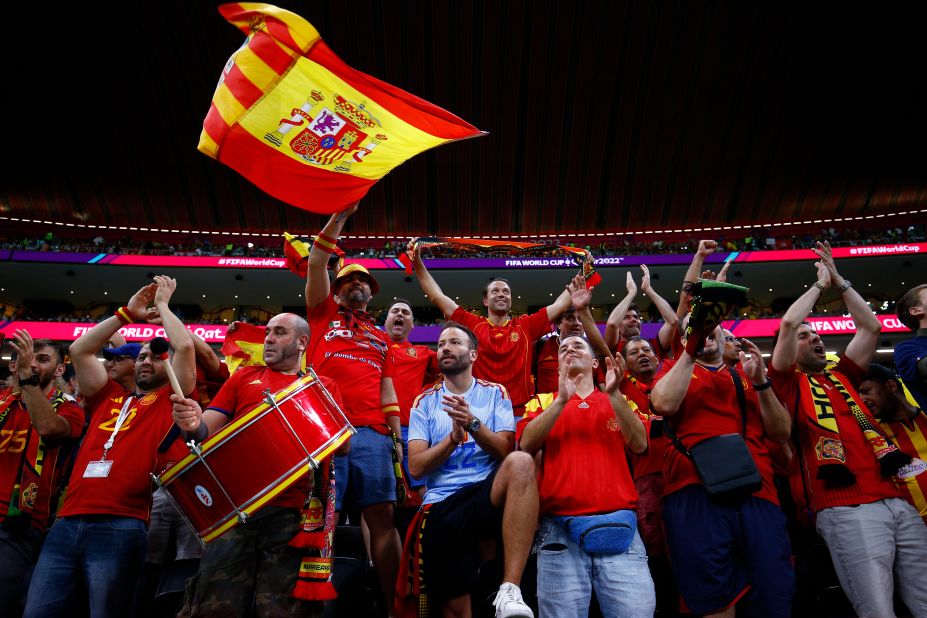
left=150, top=337, right=184, bottom=398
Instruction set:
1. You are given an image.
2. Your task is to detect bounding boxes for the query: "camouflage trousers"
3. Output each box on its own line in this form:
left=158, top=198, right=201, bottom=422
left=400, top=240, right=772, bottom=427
left=179, top=508, right=323, bottom=618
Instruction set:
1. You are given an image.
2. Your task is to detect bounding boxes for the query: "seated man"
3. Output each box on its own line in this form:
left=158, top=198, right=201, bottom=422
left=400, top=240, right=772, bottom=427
left=520, top=335, right=655, bottom=617
left=404, top=322, right=537, bottom=618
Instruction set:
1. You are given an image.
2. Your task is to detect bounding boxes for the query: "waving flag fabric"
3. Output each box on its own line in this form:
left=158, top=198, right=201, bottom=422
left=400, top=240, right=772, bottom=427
left=200, top=3, right=484, bottom=214
left=399, top=237, right=603, bottom=288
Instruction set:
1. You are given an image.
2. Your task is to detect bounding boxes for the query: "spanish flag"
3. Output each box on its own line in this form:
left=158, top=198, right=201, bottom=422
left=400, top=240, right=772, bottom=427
left=221, top=321, right=268, bottom=375
left=200, top=3, right=484, bottom=214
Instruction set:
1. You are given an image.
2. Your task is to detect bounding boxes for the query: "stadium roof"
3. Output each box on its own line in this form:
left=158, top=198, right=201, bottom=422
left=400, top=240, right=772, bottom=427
left=3, top=2, right=925, bottom=237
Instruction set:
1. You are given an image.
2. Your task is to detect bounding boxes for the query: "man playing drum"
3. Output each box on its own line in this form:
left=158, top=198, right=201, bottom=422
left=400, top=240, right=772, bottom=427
left=171, top=312, right=345, bottom=618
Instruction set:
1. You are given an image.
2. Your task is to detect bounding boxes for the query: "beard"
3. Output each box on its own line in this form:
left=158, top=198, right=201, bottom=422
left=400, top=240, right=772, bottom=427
left=440, top=352, right=471, bottom=376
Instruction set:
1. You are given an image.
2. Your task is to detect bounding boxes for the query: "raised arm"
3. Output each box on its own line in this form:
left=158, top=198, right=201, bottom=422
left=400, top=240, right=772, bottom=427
left=9, top=330, right=71, bottom=438
left=640, top=264, right=679, bottom=353
left=569, top=277, right=611, bottom=359
left=604, top=272, right=638, bottom=350
left=771, top=261, right=830, bottom=372
left=650, top=351, right=695, bottom=417
left=677, top=240, right=718, bottom=318
left=412, top=251, right=459, bottom=317
left=152, top=276, right=196, bottom=396
left=544, top=274, right=580, bottom=322
left=604, top=354, right=648, bottom=453
left=306, top=203, right=357, bottom=310
left=814, top=241, right=881, bottom=370
left=741, top=338, right=790, bottom=442
left=519, top=363, right=579, bottom=455
left=69, top=283, right=156, bottom=398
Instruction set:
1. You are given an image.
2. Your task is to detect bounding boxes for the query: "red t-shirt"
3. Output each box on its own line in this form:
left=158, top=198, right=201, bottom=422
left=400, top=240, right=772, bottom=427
left=768, top=356, right=900, bottom=512
left=621, top=376, right=667, bottom=480
left=534, top=335, right=560, bottom=395
left=450, top=307, right=552, bottom=408
left=60, top=381, right=176, bottom=521
left=523, top=390, right=645, bottom=515
left=383, top=340, right=439, bottom=425
left=307, top=296, right=389, bottom=427
left=207, top=366, right=345, bottom=509
left=655, top=360, right=779, bottom=505
left=0, top=388, right=84, bottom=531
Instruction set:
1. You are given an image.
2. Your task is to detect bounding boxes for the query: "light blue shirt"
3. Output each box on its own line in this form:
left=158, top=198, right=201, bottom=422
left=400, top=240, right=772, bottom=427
left=408, top=378, right=514, bottom=505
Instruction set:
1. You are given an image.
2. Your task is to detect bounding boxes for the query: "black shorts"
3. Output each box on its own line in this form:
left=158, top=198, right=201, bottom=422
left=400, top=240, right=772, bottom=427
left=420, top=470, right=502, bottom=601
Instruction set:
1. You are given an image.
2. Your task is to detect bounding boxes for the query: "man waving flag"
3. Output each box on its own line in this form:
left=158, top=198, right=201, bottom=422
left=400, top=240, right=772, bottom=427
left=200, top=3, right=484, bottom=214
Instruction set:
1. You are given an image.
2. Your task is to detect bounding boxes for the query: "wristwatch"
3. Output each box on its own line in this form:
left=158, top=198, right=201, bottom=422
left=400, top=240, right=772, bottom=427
left=837, top=279, right=853, bottom=293
left=466, top=417, right=481, bottom=435
left=18, top=374, right=41, bottom=388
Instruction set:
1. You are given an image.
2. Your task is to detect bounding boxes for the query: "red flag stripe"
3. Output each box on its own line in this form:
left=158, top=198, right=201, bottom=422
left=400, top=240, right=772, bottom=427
left=221, top=125, right=377, bottom=213
left=247, top=31, right=296, bottom=75
left=218, top=4, right=306, bottom=55
left=224, top=63, right=268, bottom=110
left=204, top=103, right=230, bottom=143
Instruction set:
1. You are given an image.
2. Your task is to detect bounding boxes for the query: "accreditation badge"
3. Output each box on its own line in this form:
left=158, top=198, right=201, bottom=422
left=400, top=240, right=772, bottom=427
left=83, top=460, right=114, bottom=478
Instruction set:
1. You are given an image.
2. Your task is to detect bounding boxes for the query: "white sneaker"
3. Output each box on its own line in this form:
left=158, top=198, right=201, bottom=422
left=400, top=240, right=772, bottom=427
left=493, top=582, right=534, bottom=618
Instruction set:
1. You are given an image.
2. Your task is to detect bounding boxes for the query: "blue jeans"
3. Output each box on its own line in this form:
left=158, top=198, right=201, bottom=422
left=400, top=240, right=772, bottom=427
left=535, top=516, right=655, bottom=618
left=24, top=516, right=148, bottom=618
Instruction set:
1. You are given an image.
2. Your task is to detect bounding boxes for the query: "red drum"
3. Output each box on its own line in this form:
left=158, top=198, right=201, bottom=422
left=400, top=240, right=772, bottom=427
left=154, top=370, right=353, bottom=544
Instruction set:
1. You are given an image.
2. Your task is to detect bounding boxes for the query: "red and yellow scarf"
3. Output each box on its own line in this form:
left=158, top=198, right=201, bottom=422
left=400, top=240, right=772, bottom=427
left=290, top=457, right=337, bottom=600
left=398, top=237, right=601, bottom=288
left=798, top=370, right=911, bottom=485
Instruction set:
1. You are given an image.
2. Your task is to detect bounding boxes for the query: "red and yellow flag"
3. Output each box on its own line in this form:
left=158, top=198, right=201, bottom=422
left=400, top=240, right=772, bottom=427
left=220, top=321, right=268, bottom=375
left=200, top=3, right=484, bottom=214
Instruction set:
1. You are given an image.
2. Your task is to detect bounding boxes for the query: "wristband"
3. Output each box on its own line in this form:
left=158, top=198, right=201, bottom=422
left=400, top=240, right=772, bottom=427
left=114, top=306, right=134, bottom=325
left=313, top=233, right=338, bottom=254
left=812, top=281, right=827, bottom=293
left=752, top=380, right=773, bottom=392
left=837, top=280, right=853, bottom=293
left=382, top=403, right=400, bottom=418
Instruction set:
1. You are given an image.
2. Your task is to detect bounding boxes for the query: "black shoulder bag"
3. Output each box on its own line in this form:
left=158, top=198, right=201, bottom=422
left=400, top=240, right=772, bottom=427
left=665, top=366, right=763, bottom=501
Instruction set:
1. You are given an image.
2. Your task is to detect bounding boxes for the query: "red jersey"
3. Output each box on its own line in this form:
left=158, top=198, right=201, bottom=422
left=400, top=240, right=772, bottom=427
left=383, top=340, right=439, bottom=425
left=0, top=388, right=84, bottom=531
left=534, top=335, right=560, bottom=395
left=523, top=390, right=645, bottom=515
left=879, top=407, right=927, bottom=521
left=621, top=376, right=667, bottom=480
left=769, top=356, right=900, bottom=512
left=307, top=296, right=389, bottom=427
left=450, top=307, right=552, bottom=408
left=655, top=360, right=780, bottom=505
left=60, top=381, right=176, bottom=521
left=207, top=366, right=344, bottom=510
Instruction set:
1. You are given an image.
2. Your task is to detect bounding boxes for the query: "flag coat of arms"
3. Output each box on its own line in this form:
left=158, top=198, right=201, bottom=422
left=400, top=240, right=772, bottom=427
left=200, top=3, right=484, bottom=214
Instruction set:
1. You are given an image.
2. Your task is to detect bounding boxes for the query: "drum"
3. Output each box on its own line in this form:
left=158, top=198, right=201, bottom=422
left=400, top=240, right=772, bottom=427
left=153, top=369, right=353, bottom=544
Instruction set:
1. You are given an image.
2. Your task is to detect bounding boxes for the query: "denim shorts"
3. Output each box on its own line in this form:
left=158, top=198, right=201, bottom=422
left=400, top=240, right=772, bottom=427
left=334, top=426, right=397, bottom=511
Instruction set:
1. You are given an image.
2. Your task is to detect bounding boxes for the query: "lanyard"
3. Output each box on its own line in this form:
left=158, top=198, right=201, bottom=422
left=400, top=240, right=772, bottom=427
left=102, top=395, right=135, bottom=460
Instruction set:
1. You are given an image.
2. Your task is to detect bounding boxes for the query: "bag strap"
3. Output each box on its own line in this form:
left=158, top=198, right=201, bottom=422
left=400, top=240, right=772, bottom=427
left=663, top=411, right=691, bottom=458
left=727, top=366, right=749, bottom=436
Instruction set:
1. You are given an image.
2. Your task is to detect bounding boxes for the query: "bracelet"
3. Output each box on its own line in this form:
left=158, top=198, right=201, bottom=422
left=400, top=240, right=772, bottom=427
left=313, top=233, right=338, bottom=254
left=114, top=306, right=134, bottom=325
left=753, top=380, right=773, bottom=392
left=837, top=279, right=853, bottom=293
left=812, top=281, right=827, bottom=293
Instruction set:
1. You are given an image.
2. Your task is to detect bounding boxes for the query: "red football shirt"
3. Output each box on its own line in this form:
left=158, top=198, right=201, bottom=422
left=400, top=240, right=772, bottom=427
left=534, top=336, right=560, bottom=395
left=307, top=296, right=389, bottom=427
left=383, top=341, right=439, bottom=425
left=0, top=388, right=84, bottom=531
left=768, top=356, right=900, bottom=512
left=655, top=360, right=780, bottom=505
left=621, top=377, right=667, bottom=480
left=207, top=366, right=345, bottom=509
left=523, top=390, right=645, bottom=515
left=60, top=382, right=177, bottom=521
left=450, top=307, right=552, bottom=408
